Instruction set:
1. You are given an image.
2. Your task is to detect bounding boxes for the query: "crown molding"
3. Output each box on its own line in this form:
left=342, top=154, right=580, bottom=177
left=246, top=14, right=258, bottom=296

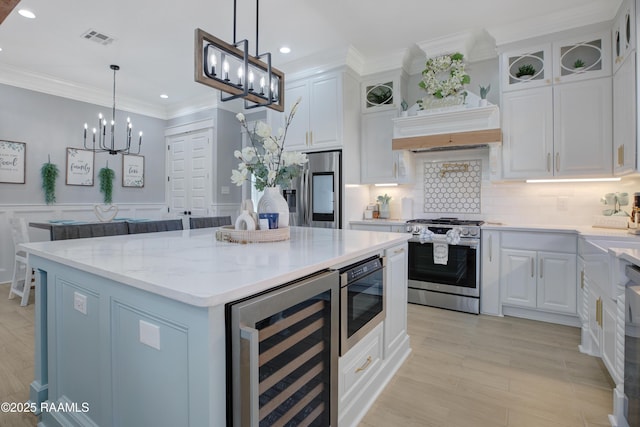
left=417, top=31, right=478, bottom=60
left=0, top=63, right=167, bottom=119
left=487, top=2, right=618, bottom=47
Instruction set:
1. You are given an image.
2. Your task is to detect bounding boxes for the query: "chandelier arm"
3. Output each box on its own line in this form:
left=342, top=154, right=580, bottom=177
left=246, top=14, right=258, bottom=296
left=233, top=0, right=237, bottom=44
left=255, top=0, right=259, bottom=57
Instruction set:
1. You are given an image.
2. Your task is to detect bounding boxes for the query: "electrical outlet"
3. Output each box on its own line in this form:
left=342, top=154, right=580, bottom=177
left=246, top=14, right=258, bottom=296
left=139, top=320, right=161, bottom=350
left=73, top=292, right=87, bottom=315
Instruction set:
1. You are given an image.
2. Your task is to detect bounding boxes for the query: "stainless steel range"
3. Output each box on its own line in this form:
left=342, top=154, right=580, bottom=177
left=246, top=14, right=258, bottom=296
left=405, top=218, right=483, bottom=314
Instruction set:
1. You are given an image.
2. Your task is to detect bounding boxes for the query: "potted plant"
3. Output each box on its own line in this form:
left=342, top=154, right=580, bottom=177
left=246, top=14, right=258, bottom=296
left=478, top=85, right=490, bottom=107
left=573, top=58, right=585, bottom=72
left=40, top=157, right=59, bottom=205
left=515, top=64, right=536, bottom=79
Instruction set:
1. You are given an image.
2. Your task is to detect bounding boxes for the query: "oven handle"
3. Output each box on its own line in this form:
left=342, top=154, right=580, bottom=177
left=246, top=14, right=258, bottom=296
left=239, top=325, right=260, bottom=426
left=408, top=238, right=479, bottom=248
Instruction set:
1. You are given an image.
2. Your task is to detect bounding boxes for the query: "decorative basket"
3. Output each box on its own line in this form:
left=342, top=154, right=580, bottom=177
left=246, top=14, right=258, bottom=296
left=215, top=225, right=290, bottom=244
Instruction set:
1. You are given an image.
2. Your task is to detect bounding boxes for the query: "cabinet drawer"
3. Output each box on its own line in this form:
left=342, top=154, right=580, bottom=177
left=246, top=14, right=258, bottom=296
left=501, top=231, right=576, bottom=252
left=339, top=322, right=383, bottom=402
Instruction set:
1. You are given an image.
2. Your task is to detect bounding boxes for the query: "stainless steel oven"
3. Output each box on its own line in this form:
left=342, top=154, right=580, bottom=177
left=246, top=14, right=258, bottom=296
left=339, top=255, right=386, bottom=356
left=405, top=218, right=482, bottom=314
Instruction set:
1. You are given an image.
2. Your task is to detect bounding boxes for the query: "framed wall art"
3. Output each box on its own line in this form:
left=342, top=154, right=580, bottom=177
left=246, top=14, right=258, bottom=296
left=122, top=154, right=144, bottom=187
left=0, top=140, right=26, bottom=184
left=65, top=148, right=94, bottom=186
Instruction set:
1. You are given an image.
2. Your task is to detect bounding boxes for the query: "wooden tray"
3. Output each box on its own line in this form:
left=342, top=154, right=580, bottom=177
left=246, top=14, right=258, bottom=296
left=215, top=225, right=290, bottom=244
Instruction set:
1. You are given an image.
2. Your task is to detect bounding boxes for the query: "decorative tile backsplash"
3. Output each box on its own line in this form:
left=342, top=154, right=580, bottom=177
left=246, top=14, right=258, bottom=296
left=423, top=159, right=481, bottom=213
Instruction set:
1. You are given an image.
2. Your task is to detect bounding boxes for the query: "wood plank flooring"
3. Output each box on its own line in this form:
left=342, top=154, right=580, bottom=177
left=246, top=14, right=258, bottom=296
left=0, top=284, right=614, bottom=426
left=360, top=303, right=614, bottom=427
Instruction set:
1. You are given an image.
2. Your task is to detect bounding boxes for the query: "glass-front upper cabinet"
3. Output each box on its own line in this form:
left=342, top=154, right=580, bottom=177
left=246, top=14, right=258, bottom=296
left=613, top=0, right=636, bottom=73
left=552, top=31, right=611, bottom=83
left=501, top=44, right=552, bottom=92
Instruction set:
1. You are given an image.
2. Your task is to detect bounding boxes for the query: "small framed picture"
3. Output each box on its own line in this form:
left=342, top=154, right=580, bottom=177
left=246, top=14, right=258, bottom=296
left=122, top=154, right=144, bottom=187
left=0, top=140, right=26, bottom=184
left=65, top=148, right=94, bottom=186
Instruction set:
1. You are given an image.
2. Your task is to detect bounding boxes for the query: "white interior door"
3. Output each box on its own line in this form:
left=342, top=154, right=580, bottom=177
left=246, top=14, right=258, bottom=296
left=167, top=130, right=212, bottom=219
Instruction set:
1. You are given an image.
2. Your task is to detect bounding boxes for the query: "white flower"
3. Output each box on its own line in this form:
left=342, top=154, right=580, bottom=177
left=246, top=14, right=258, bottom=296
left=267, top=169, right=277, bottom=182
left=238, top=162, right=247, bottom=171
left=236, top=113, right=245, bottom=122
left=263, top=138, right=279, bottom=153
left=234, top=150, right=242, bottom=159
left=230, top=169, right=248, bottom=186
left=255, top=121, right=272, bottom=138
left=282, top=151, right=308, bottom=166
left=241, top=146, right=256, bottom=162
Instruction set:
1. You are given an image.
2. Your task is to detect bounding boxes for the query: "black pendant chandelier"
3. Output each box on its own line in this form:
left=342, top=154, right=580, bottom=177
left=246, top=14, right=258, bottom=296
left=194, top=0, right=285, bottom=112
left=83, top=65, right=143, bottom=155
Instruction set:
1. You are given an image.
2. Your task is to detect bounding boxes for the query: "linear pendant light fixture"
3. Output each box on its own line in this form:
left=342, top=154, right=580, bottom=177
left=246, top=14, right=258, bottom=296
left=83, top=65, right=143, bottom=155
left=194, top=0, right=285, bottom=112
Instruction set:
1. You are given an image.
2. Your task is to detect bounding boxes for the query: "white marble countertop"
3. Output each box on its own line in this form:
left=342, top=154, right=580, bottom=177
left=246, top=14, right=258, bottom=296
left=21, top=227, right=410, bottom=308
left=349, top=219, right=408, bottom=225
left=482, top=222, right=640, bottom=239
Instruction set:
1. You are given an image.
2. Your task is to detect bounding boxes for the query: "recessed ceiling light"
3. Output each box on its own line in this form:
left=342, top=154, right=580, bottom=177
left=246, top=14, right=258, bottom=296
left=18, top=9, right=36, bottom=19
left=279, top=46, right=291, bottom=54
left=160, top=94, right=169, bottom=99
left=0, top=48, right=3, bottom=52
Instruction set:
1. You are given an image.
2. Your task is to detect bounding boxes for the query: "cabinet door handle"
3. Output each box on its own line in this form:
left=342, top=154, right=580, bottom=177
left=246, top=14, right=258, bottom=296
left=239, top=326, right=260, bottom=424
left=539, top=258, right=543, bottom=278
left=547, top=153, right=551, bottom=172
left=618, top=145, right=625, bottom=167
left=393, top=161, right=398, bottom=178
left=531, top=258, right=534, bottom=278
left=305, top=132, right=308, bottom=146
left=394, top=248, right=405, bottom=255
left=310, top=131, right=313, bottom=146
left=355, top=356, right=372, bottom=373
left=555, top=153, right=560, bottom=172
left=488, top=235, right=493, bottom=262
left=580, top=270, right=584, bottom=289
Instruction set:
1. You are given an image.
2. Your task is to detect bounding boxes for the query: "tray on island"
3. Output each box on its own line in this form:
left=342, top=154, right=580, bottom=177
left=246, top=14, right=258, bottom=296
left=215, top=225, right=290, bottom=244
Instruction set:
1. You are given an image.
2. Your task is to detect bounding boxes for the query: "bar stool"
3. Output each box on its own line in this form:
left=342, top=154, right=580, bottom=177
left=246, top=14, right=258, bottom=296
left=8, top=217, right=34, bottom=306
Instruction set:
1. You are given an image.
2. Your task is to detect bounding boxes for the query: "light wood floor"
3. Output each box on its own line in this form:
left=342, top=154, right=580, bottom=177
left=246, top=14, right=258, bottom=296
left=0, top=284, right=614, bottom=427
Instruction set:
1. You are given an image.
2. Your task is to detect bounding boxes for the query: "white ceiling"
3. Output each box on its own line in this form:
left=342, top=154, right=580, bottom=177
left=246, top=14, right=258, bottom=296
left=0, top=0, right=621, bottom=119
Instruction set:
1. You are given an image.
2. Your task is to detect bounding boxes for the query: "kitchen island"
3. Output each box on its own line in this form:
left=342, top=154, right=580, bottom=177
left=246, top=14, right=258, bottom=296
left=21, top=226, right=410, bottom=427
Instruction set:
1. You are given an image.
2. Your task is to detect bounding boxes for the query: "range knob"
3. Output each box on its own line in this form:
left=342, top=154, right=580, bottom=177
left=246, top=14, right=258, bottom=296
left=469, top=228, right=479, bottom=236
left=460, top=227, right=469, bottom=236
left=405, top=224, right=413, bottom=233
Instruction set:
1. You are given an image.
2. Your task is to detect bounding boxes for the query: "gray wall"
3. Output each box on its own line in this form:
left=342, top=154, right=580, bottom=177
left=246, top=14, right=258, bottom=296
left=0, top=83, right=167, bottom=204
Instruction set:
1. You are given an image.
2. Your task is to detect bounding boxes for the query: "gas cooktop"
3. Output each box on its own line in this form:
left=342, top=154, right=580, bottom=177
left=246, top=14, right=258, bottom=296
left=406, top=218, right=485, bottom=226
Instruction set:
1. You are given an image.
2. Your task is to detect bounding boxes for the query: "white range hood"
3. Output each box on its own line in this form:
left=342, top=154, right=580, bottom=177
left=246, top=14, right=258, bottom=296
left=392, top=104, right=502, bottom=152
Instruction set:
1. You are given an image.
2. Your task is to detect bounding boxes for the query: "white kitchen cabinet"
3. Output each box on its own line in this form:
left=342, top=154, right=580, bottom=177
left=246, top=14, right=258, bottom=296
left=480, top=230, right=501, bottom=316
left=350, top=222, right=406, bottom=233
left=537, top=251, right=578, bottom=313
left=577, top=255, right=586, bottom=322
left=384, top=243, right=408, bottom=359
left=500, top=28, right=613, bottom=179
left=601, top=295, right=617, bottom=376
left=501, top=87, right=553, bottom=178
left=284, top=72, right=342, bottom=151
left=612, top=0, right=636, bottom=73
left=360, top=110, right=414, bottom=184
left=499, top=231, right=577, bottom=317
left=502, top=77, right=612, bottom=179
left=613, top=53, right=636, bottom=175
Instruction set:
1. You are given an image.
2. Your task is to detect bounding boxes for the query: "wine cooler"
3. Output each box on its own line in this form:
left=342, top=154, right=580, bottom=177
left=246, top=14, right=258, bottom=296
left=227, top=270, right=339, bottom=426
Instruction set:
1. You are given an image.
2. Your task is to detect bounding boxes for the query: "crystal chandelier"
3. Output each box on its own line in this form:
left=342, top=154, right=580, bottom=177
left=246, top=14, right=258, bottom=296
left=83, top=65, right=143, bottom=155
left=194, top=0, right=285, bottom=112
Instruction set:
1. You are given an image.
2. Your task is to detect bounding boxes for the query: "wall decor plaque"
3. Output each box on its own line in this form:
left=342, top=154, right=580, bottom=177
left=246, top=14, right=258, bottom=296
left=122, top=154, right=144, bottom=187
left=0, top=140, right=26, bottom=184
left=65, top=148, right=94, bottom=186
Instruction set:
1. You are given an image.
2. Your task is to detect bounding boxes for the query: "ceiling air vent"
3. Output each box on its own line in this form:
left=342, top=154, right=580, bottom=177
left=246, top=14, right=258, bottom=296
left=81, top=29, right=115, bottom=46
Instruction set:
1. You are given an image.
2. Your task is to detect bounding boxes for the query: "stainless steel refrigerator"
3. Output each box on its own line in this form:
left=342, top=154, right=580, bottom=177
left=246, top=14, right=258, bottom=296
left=283, top=150, right=342, bottom=229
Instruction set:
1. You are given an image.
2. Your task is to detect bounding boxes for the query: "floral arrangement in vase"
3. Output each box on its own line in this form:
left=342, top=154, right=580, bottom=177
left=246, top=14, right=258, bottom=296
left=231, top=98, right=308, bottom=228
left=377, top=193, right=392, bottom=219
left=417, top=52, right=470, bottom=110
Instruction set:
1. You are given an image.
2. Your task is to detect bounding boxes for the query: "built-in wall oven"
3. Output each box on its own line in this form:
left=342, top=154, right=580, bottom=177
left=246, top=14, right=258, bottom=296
left=339, top=255, right=386, bottom=356
left=405, top=218, right=483, bottom=314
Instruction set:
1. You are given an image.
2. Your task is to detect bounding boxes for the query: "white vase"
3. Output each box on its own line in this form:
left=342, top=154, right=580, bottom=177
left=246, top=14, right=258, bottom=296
left=257, top=186, right=290, bottom=228
left=379, top=203, right=390, bottom=219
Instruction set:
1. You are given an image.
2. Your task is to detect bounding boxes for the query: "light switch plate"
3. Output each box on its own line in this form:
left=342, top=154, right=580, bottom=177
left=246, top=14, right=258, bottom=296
left=139, top=320, right=161, bottom=350
left=73, top=292, right=87, bottom=315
